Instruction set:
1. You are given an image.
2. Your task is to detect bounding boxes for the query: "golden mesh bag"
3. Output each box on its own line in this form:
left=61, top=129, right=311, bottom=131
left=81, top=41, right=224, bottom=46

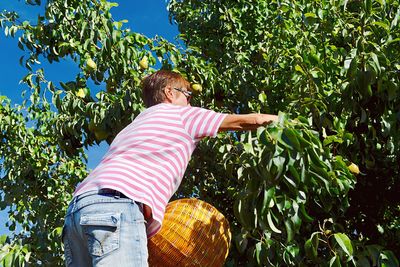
left=148, top=198, right=231, bottom=267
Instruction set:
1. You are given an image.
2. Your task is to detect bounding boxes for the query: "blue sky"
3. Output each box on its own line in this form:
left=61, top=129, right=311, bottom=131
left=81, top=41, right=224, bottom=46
left=0, top=0, right=179, bottom=235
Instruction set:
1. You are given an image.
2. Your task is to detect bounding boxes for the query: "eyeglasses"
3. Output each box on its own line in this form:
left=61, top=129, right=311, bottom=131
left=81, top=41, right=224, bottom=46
left=173, top=87, right=192, bottom=102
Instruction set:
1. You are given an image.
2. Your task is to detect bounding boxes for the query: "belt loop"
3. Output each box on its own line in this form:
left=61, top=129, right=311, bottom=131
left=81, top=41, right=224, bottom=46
left=71, top=195, right=78, bottom=213
left=114, top=190, right=121, bottom=199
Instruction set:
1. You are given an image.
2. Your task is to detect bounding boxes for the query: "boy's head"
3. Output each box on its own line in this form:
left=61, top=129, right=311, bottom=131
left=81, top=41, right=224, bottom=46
left=142, top=70, right=192, bottom=107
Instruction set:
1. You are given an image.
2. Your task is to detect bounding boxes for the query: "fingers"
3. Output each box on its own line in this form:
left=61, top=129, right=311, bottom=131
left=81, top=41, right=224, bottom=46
left=261, top=114, right=278, bottom=125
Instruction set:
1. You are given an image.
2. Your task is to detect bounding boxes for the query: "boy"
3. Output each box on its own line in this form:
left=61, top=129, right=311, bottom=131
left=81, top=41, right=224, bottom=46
left=62, top=70, right=278, bottom=266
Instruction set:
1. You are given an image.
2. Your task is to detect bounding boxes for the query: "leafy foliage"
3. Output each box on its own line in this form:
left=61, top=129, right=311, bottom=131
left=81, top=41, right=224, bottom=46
left=168, top=0, right=400, bottom=265
left=231, top=115, right=357, bottom=265
left=0, top=0, right=399, bottom=266
left=0, top=93, right=86, bottom=265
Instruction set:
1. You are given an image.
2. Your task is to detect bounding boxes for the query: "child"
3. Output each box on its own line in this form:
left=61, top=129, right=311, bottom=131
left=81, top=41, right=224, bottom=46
left=62, top=70, right=278, bottom=266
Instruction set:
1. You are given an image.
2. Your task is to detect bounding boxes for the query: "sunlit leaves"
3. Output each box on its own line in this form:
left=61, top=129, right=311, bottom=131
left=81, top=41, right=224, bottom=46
left=1, top=0, right=399, bottom=265
left=334, top=233, right=353, bottom=257
left=0, top=94, right=86, bottom=265
left=0, top=235, right=31, bottom=267
left=169, top=0, right=400, bottom=265
left=230, top=115, right=356, bottom=263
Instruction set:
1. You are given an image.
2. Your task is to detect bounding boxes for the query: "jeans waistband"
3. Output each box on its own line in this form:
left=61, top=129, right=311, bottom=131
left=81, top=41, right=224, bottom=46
left=98, top=189, right=129, bottom=199
left=67, top=190, right=142, bottom=216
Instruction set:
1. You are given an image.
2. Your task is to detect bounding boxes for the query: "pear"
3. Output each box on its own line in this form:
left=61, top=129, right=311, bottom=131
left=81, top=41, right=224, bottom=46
left=191, top=83, right=202, bottom=93
left=94, top=129, right=108, bottom=141
left=139, top=56, right=149, bottom=69
left=348, top=163, right=360, bottom=174
left=86, top=58, right=97, bottom=71
left=76, top=89, right=85, bottom=98
left=88, top=121, right=96, bottom=132
left=75, top=88, right=90, bottom=98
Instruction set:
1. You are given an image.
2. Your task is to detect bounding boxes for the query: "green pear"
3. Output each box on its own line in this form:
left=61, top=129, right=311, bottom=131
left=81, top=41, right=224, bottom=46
left=86, top=58, right=97, bottom=71
left=191, top=83, right=202, bottom=93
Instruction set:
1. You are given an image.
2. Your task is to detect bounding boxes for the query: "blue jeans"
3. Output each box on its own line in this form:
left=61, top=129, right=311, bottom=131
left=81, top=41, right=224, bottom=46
left=62, top=190, right=148, bottom=267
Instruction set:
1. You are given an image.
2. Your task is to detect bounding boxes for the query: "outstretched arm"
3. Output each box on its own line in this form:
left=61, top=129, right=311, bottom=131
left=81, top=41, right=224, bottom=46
left=219, top=113, right=278, bottom=132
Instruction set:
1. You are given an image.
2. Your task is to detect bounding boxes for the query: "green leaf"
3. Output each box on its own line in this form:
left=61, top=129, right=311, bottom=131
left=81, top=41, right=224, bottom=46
left=391, top=7, right=400, bottom=28
left=2, top=251, right=15, bottom=267
left=284, top=220, right=294, bottom=242
left=288, top=165, right=300, bottom=183
left=372, top=21, right=390, bottom=32
left=304, top=12, right=317, bottom=18
left=357, top=256, right=371, bottom=267
left=0, top=235, right=8, bottom=245
left=305, top=232, right=319, bottom=259
left=261, top=187, right=275, bottom=215
left=295, top=64, right=305, bottom=74
left=80, top=21, right=88, bottom=38
left=386, top=38, right=400, bottom=46
left=255, top=241, right=262, bottom=264
left=282, top=128, right=301, bottom=151
left=346, top=57, right=358, bottom=78
left=258, top=92, right=267, bottom=102
left=367, top=245, right=383, bottom=266
left=380, top=250, right=399, bottom=267
left=365, top=0, right=372, bottom=15
left=369, top=53, right=380, bottom=74
left=329, top=255, right=342, bottom=267
left=234, top=233, right=248, bottom=254
left=267, top=211, right=281, bottom=234
left=307, top=147, right=326, bottom=168
left=234, top=196, right=255, bottom=229
left=333, top=233, right=353, bottom=256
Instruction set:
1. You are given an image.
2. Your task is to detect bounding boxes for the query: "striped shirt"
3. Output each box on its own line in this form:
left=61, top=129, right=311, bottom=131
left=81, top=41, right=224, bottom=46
left=74, top=103, right=227, bottom=237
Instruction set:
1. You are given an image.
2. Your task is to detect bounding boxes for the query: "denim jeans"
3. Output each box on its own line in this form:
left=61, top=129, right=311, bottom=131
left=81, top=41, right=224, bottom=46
left=62, top=190, right=148, bottom=267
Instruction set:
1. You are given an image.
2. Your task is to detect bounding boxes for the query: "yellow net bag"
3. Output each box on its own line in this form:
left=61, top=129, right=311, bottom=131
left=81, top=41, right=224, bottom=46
left=148, top=198, right=231, bottom=267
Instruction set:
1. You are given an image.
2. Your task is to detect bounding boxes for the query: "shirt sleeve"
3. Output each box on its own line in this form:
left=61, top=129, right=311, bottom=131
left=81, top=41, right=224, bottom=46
left=179, top=106, right=227, bottom=141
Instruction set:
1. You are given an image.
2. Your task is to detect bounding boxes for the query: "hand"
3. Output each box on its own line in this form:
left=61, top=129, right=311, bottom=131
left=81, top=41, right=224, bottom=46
left=219, top=113, right=279, bottom=131
left=143, top=203, right=153, bottom=221
left=255, top=114, right=278, bottom=126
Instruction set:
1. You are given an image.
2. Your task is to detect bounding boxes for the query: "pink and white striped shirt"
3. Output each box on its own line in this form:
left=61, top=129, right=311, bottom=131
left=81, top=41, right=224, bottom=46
left=74, top=103, right=227, bottom=237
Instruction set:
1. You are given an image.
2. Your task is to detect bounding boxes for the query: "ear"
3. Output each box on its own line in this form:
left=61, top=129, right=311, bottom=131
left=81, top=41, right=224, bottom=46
left=163, top=85, right=175, bottom=103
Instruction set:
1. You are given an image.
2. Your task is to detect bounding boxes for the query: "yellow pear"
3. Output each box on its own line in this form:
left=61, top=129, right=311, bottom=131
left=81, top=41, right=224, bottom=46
left=76, top=88, right=86, bottom=98
left=139, top=56, right=149, bottom=69
left=76, top=88, right=90, bottom=99
left=348, top=163, right=360, bottom=174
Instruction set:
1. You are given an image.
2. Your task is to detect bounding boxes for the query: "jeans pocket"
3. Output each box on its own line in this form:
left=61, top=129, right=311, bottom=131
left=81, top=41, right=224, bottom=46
left=80, top=212, right=121, bottom=257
